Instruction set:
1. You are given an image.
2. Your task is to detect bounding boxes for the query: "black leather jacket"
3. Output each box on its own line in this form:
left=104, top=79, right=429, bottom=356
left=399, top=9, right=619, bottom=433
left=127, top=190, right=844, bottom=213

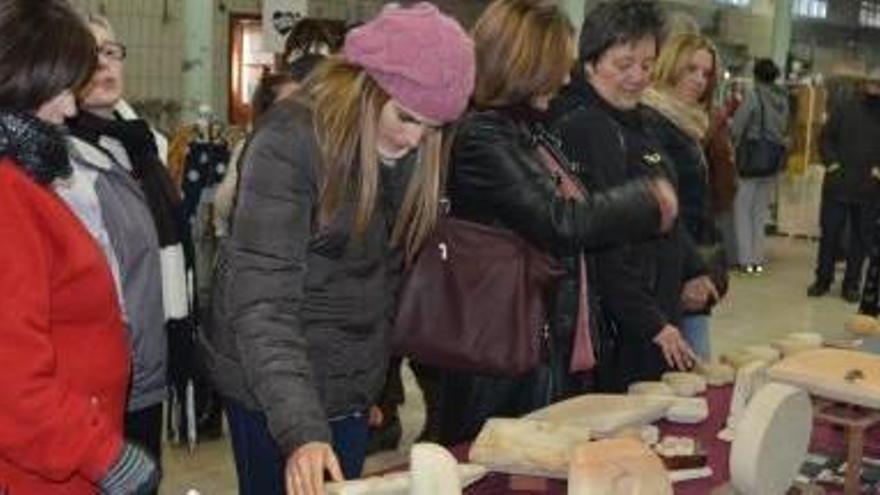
left=449, top=106, right=662, bottom=359
left=458, top=109, right=659, bottom=360
left=434, top=106, right=663, bottom=445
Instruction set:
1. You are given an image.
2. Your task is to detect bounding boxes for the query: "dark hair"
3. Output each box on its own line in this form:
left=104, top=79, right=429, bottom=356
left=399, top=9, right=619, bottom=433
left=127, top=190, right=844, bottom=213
left=0, top=0, right=96, bottom=112
left=289, top=53, right=326, bottom=83
left=578, top=0, right=664, bottom=65
left=753, top=58, right=780, bottom=84
left=250, top=55, right=324, bottom=121
left=283, top=18, right=346, bottom=61
left=251, top=72, right=294, bottom=120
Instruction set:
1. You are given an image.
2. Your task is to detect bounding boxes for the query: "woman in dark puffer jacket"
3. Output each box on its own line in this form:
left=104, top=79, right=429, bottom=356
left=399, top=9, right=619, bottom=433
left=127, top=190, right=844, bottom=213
left=642, top=33, right=725, bottom=360
left=433, top=0, right=679, bottom=445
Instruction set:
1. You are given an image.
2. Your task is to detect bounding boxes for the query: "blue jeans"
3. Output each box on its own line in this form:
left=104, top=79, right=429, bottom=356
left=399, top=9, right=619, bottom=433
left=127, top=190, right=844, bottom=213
left=680, top=315, right=711, bottom=361
left=328, top=411, right=370, bottom=479
left=225, top=399, right=370, bottom=495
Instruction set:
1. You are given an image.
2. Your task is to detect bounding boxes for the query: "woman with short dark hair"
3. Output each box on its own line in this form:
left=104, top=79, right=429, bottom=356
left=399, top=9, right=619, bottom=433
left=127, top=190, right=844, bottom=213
left=434, top=0, right=678, bottom=444
left=0, top=0, right=157, bottom=493
left=551, top=0, right=709, bottom=391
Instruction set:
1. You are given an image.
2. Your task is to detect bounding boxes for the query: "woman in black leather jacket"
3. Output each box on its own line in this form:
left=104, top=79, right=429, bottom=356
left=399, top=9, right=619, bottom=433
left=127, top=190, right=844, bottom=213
left=433, top=0, right=679, bottom=445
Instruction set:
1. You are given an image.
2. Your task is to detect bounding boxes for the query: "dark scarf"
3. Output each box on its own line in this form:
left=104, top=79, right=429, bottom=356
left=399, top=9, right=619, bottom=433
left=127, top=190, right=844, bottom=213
left=68, top=110, right=182, bottom=247
left=563, top=71, right=644, bottom=129
left=0, top=110, right=70, bottom=185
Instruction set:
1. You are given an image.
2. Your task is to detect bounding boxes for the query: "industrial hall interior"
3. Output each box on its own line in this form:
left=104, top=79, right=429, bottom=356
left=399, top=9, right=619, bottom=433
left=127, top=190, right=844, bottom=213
left=8, top=0, right=880, bottom=494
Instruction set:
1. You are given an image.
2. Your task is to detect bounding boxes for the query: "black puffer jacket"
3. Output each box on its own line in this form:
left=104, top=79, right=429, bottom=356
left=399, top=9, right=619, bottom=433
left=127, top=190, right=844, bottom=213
left=199, top=99, right=407, bottom=455
left=436, top=106, right=662, bottom=444
left=550, top=79, right=706, bottom=391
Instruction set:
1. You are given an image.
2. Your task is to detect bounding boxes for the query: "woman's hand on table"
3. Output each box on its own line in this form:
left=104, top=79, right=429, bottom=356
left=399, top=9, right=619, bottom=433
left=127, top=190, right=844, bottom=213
left=286, top=442, right=343, bottom=495
left=654, top=324, right=698, bottom=371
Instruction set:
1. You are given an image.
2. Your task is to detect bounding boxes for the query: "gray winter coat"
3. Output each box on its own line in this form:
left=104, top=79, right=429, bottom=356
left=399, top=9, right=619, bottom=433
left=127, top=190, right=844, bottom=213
left=199, top=98, right=406, bottom=455
left=731, top=83, right=790, bottom=147
left=60, top=136, right=168, bottom=411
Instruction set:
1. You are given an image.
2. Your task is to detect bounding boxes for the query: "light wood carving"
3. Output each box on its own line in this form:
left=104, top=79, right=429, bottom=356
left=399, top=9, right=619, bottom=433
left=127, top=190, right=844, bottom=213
left=468, top=418, right=592, bottom=479
left=568, top=438, right=673, bottom=495
left=768, top=348, right=880, bottom=409
left=729, top=383, right=812, bottom=495
left=525, top=394, right=674, bottom=436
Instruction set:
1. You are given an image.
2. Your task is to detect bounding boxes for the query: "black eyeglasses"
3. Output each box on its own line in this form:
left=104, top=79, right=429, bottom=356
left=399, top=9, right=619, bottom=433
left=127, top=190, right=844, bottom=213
left=97, top=42, right=127, bottom=61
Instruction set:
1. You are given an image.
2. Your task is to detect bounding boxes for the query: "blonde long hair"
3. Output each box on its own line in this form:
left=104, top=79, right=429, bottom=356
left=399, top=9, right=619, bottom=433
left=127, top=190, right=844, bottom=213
left=307, top=56, right=443, bottom=261
left=651, top=33, right=721, bottom=113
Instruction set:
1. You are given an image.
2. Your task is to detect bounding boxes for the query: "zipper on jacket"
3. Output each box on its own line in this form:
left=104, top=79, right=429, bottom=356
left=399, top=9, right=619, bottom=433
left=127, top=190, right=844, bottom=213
left=541, top=320, right=555, bottom=405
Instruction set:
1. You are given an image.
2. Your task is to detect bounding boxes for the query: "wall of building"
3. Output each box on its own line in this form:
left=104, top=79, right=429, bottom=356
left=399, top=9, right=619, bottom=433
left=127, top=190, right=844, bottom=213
left=69, top=0, right=880, bottom=130
left=70, top=0, right=485, bottom=129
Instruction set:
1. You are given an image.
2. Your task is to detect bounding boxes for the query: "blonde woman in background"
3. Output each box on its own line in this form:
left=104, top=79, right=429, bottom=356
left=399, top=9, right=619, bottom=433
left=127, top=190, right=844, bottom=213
left=642, top=33, right=726, bottom=359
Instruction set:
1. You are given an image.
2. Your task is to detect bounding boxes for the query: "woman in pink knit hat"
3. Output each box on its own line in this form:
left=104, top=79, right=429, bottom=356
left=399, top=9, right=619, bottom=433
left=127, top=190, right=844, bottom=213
left=199, top=3, right=474, bottom=495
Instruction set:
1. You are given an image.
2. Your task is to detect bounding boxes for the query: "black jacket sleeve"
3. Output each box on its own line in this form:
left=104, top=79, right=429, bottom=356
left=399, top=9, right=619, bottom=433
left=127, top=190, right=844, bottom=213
left=450, top=112, right=661, bottom=255
left=595, top=246, right=669, bottom=338
left=552, top=107, right=669, bottom=339
left=680, top=227, right=708, bottom=282
left=227, top=102, right=331, bottom=455
left=820, top=103, right=842, bottom=167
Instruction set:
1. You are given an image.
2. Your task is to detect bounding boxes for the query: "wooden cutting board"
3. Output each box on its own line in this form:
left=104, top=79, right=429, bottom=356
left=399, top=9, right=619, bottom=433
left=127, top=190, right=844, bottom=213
left=767, top=348, right=880, bottom=409
left=524, top=394, right=674, bottom=435
left=468, top=418, right=592, bottom=479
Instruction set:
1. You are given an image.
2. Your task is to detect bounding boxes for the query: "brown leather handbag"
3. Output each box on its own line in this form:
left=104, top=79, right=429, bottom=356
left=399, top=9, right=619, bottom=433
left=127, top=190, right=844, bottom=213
left=392, top=215, right=564, bottom=376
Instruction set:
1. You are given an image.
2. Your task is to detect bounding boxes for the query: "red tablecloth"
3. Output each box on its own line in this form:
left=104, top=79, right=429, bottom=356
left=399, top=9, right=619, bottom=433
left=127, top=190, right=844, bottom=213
left=453, top=385, right=880, bottom=494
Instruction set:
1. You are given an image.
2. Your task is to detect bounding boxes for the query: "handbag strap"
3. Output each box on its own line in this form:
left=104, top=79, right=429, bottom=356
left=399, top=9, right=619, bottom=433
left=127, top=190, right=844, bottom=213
left=532, top=125, right=596, bottom=371
left=533, top=126, right=587, bottom=201
left=755, top=88, right=767, bottom=137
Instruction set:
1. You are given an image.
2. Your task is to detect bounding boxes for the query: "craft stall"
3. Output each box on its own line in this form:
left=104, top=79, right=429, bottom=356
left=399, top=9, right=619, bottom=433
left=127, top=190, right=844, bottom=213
left=326, top=328, right=880, bottom=495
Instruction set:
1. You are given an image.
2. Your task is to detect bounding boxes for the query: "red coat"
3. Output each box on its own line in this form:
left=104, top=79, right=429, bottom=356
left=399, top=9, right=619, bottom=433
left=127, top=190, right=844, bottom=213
left=0, top=160, right=131, bottom=494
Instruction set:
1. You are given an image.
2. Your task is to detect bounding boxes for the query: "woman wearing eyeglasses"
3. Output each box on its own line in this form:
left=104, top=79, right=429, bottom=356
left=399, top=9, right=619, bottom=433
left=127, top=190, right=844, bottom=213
left=60, top=15, right=177, bottom=489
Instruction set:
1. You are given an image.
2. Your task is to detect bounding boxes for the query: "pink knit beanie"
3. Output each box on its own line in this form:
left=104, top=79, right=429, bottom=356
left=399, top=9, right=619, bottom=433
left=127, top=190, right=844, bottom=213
left=343, top=2, right=475, bottom=124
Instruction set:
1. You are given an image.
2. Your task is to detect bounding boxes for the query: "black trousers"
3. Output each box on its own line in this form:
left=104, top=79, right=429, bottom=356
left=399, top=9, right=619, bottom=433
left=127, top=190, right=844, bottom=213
left=814, top=197, right=880, bottom=290
left=860, top=217, right=880, bottom=315
left=124, top=402, right=163, bottom=495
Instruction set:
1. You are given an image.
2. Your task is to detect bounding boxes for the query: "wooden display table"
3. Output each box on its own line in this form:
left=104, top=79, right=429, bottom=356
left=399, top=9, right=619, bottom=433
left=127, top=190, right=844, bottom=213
left=812, top=400, right=880, bottom=495
left=432, top=385, right=880, bottom=494
left=768, top=349, right=880, bottom=494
